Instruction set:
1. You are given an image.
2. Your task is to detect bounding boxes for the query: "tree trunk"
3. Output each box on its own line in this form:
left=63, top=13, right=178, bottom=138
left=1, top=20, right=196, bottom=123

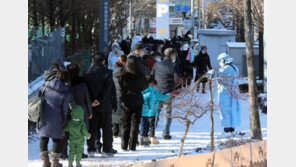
left=209, top=79, right=214, bottom=152
left=32, top=0, right=38, bottom=27
left=244, top=0, right=262, bottom=140
left=59, top=0, right=66, bottom=27
left=178, top=120, right=190, bottom=157
left=259, top=28, right=264, bottom=80
left=48, top=0, right=55, bottom=32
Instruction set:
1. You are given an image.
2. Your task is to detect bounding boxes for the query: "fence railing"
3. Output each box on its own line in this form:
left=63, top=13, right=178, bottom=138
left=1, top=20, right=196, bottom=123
left=28, top=28, right=65, bottom=83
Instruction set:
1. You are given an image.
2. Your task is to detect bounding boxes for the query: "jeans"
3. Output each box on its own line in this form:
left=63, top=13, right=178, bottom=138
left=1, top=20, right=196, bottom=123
left=158, top=97, right=172, bottom=136
left=121, top=106, right=142, bottom=150
left=40, top=137, right=62, bottom=154
left=140, top=116, right=156, bottom=137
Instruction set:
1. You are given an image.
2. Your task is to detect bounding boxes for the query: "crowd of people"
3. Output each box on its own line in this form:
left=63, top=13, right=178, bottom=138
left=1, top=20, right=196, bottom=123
left=35, top=34, right=241, bottom=167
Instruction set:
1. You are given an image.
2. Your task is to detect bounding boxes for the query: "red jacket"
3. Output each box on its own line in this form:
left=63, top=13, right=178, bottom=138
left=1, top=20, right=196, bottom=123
left=146, top=57, right=155, bottom=72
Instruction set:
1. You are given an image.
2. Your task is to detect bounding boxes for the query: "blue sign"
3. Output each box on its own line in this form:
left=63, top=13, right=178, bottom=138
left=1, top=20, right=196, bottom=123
left=170, top=13, right=176, bottom=17
left=175, top=5, right=190, bottom=12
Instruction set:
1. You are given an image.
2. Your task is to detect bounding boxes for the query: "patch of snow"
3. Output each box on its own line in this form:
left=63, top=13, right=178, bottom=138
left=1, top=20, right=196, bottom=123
left=28, top=85, right=267, bottom=166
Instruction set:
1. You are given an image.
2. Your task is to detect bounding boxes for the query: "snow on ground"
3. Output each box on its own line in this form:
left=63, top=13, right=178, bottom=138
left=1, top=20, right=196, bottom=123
left=28, top=86, right=267, bottom=167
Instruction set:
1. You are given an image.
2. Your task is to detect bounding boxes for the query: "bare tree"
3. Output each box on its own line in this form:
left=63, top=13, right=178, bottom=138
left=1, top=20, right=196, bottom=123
left=170, top=76, right=219, bottom=157
left=244, top=0, right=262, bottom=140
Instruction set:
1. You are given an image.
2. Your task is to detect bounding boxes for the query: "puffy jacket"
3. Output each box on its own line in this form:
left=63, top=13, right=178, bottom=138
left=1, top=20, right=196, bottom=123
left=63, top=105, right=90, bottom=142
left=141, top=86, right=170, bottom=117
left=36, top=78, right=70, bottom=139
left=151, top=58, right=181, bottom=94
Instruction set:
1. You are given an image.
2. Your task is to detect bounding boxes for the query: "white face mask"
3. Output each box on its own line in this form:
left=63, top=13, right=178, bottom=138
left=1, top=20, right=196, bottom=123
left=154, top=57, right=161, bottom=62
left=202, top=50, right=207, bottom=54
left=219, top=62, right=225, bottom=67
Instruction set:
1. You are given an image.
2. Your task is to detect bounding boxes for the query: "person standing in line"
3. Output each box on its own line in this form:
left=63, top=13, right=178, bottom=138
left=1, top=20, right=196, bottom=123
left=108, top=42, right=124, bottom=70
left=63, top=105, right=91, bottom=167
left=112, top=55, right=127, bottom=138
left=65, top=64, right=93, bottom=159
left=128, top=42, right=151, bottom=76
left=151, top=48, right=183, bottom=140
left=193, top=45, right=212, bottom=93
left=139, top=75, right=171, bottom=145
left=37, top=70, right=70, bottom=167
left=84, top=52, right=118, bottom=157
left=119, top=56, right=148, bottom=151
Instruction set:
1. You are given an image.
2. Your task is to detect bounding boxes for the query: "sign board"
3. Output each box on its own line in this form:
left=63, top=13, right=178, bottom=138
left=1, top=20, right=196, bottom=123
left=149, top=18, right=156, bottom=32
left=175, top=1, right=190, bottom=12
left=169, top=17, right=183, bottom=25
left=99, top=0, right=110, bottom=57
left=156, top=0, right=170, bottom=39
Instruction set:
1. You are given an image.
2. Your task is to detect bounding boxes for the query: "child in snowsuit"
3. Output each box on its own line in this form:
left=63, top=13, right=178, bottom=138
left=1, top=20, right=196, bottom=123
left=63, top=105, right=91, bottom=167
left=139, top=75, right=171, bottom=145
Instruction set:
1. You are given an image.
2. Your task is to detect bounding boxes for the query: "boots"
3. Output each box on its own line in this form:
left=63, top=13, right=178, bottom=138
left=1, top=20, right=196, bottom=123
left=41, top=151, right=51, bottom=167
left=144, top=137, right=150, bottom=144
left=139, top=136, right=149, bottom=146
left=51, top=153, right=63, bottom=167
left=150, top=137, right=159, bottom=145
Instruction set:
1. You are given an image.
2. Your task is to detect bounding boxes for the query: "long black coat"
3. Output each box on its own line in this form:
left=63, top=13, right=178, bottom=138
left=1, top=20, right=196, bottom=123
left=151, top=58, right=181, bottom=94
left=84, top=63, right=116, bottom=113
left=69, top=76, right=93, bottom=130
left=112, top=64, right=124, bottom=124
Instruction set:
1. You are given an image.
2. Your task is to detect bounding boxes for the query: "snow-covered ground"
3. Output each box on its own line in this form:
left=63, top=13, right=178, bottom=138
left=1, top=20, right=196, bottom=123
left=28, top=85, right=267, bottom=167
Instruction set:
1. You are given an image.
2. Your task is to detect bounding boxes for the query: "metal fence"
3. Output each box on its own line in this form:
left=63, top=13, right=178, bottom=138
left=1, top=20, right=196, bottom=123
left=28, top=28, right=65, bottom=82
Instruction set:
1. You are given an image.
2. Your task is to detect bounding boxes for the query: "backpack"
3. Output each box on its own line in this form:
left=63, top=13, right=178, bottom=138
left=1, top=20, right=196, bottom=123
left=28, top=82, right=48, bottom=123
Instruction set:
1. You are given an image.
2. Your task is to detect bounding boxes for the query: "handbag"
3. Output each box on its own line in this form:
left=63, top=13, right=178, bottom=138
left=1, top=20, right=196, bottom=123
left=28, top=81, right=48, bottom=123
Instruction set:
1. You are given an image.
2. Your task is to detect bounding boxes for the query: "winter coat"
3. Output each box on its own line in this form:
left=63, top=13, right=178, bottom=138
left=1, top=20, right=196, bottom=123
left=69, top=76, right=93, bottom=130
left=36, top=78, right=70, bottom=139
left=127, top=52, right=151, bottom=76
left=112, top=64, right=124, bottom=124
left=63, top=105, right=90, bottom=143
left=108, top=42, right=124, bottom=70
left=119, top=73, right=149, bottom=109
left=84, top=63, right=117, bottom=113
left=141, top=86, right=170, bottom=117
left=211, top=64, right=241, bottom=128
left=193, top=51, right=212, bottom=75
left=151, top=58, right=181, bottom=94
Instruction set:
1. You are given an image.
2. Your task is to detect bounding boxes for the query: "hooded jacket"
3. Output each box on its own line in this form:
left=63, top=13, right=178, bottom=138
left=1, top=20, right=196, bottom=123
left=141, top=86, right=170, bottom=117
left=131, top=35, right=142, bottom=52
left=63, top=105, right=90, bottom=142
left=108, top=42, right=124, bottom=70
left=36, top=78, right=70, bottom=139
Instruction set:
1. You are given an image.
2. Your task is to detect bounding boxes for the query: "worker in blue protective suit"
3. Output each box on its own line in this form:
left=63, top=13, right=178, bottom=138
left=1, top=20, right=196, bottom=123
left=208, top=53, right=241, bottom=135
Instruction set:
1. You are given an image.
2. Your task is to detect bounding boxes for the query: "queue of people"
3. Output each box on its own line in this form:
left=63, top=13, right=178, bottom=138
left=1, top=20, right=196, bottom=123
left=35, top=34, right=241, bottom=167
